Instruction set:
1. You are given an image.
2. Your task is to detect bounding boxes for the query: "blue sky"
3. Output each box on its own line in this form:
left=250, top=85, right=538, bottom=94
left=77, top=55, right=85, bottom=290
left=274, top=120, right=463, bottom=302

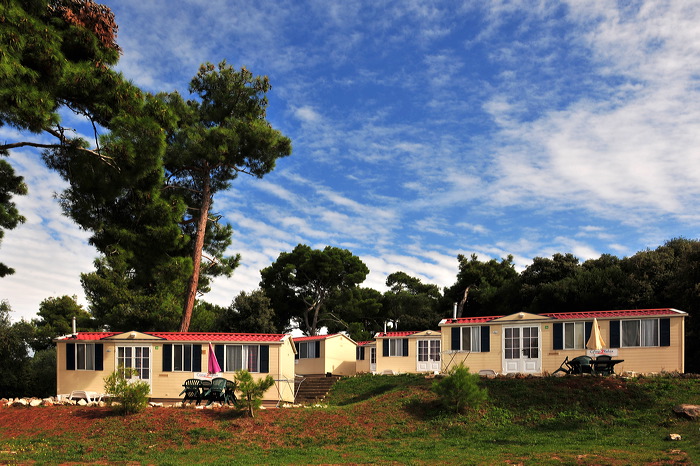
left=3, top=1, right=700, bottom=322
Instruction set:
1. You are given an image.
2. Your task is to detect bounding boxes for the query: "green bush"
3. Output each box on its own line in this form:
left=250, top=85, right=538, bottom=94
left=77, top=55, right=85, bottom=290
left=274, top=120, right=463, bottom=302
left=432, top=363, right=487, bottom=414
left=234, top=369, right=275, bottom=418
left=103, top=367, right=151, bottom=414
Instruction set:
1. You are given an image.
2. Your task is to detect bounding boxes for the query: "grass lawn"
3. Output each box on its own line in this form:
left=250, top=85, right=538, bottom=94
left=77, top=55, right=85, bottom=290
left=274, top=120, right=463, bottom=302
left=0, top=373, right=698, bottom=464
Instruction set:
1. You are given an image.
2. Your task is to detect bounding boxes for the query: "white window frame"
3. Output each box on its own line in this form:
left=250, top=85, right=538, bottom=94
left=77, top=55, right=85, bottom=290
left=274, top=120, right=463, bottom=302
left=461, top=327, right=481, bottom=353
left=76, top=343, right=95, bottom=370
left=172, top=343, right=193, bottom=372
left=563, top=322, right=585, bottom=350
left=298, top=341, right=317, bottom=359
left=388, top=339, right=406, bottom=357
left=418, top=340, right=441, bottom=362
left=224, top=344, right=260, bottom=372
left=116, top=345, right=150, bottom=380
left=621, top=319, right=659, bottom=347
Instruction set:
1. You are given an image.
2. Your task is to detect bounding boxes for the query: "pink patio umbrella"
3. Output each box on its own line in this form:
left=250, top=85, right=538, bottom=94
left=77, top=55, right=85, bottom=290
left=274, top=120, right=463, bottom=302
left=586, top=318, right=606, bottom=351
left=208, top=342, right=222, bottom=375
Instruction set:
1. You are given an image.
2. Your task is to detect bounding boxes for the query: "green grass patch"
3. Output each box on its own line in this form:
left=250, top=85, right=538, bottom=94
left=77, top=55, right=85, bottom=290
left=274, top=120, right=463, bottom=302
left=2, top=374, right=700, bottom=464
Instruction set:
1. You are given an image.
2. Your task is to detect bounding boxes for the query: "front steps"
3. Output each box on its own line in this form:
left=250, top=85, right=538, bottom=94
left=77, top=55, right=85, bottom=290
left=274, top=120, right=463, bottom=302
left=294, top=375, right=341, bottom=404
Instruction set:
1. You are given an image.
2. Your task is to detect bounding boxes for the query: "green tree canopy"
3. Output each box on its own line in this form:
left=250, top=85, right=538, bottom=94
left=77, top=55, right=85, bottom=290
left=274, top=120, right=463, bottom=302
left=0, top=156, right=27, bottom=276
left=160, top=61, right=292, bottom=331
left=382, top=272, right=442, bottom=331
left=31, top=295, right=94, bottom=351
left=215, top=290, right=279, bottom=334
left=260, top=244, right=369, bottom=335
left=443, top=254, right=518, bottom=317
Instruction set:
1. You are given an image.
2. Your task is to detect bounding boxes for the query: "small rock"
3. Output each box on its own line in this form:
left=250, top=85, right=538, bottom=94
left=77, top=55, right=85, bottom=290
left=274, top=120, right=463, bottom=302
left=672, top=404, right=700, bottom=420
left=14, top=399, right=28, bottom=406
left=668, top=433, right=682, bottom=441
left=149, top=402, right=163, bottom=408
left=29, top=399, right=42, bottom=407
left=77, top=399, right=87, bottom=406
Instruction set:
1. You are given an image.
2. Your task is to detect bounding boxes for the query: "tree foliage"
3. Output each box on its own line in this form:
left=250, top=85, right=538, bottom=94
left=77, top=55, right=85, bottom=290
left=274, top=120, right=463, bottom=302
left=31, top=295, right=94, bottom=351
left=260, top=244, right=369, bottom=335
left=0, top=156, right=27, bottom=276
left=382, top=272, right=442, bottom=331
left=432, top=363, right=487, bottom=413
left=216, top=290, right=279, bottom=333
left=160, top=61, right=292, bottom=332
left=234, top=369, right=275, bottom=417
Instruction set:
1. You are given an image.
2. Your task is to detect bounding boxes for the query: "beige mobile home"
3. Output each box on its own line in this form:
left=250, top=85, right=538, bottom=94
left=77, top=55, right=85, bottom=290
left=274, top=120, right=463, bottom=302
left=355, top=341, right=376, bottom=373
left=439, top=308, right=687, bottom=375
left=55, top=331, right=297, bottom=403
left=374, top=330, right=442, bottom=374
left=293, top=334, right=357, bottom=376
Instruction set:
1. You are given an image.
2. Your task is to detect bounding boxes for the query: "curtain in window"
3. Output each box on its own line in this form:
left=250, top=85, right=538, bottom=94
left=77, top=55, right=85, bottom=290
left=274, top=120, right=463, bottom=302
left=642, top=319, right=659, bottom=346
left=247, top=345, right=259, bottom=372
left=622, top=320, right=640, bottom=346
left=226, top=345, right=242, bottom=371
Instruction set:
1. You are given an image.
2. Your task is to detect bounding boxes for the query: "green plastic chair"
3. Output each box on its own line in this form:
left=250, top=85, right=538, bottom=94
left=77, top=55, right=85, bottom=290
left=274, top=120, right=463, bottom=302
left=204, top=377, right=228, bottom=406
left=569, top=355, right=593, bottom=374
left=179, top=379, right=203, bottom=405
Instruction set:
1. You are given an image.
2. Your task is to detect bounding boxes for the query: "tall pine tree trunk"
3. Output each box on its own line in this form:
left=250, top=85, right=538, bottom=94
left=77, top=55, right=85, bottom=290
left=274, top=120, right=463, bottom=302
left=179, top=174, right=211, bottom=332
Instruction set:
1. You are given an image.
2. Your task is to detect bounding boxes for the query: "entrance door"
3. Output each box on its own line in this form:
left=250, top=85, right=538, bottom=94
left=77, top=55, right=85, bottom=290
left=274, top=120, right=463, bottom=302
left=116, top=345, right=152, bottom=388
left=370, top=347, right=376, bottom=373
left=502, top=326, right=541, bottom=374
left=416, top=339, right=441, bottom=372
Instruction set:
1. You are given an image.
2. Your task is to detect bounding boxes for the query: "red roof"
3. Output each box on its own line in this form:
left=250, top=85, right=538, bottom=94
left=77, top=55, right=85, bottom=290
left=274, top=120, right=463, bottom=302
left=293, top=333, right=340, bottom=342
left=439, top=308, right=686, bottom=325
left=374, top=331, right=421, bottom=338
left=63, top=331, right=289, bottom=343
left=357, top=341, right=374, bottom=346
left=440, top=316, right=504, bottom=325
left=542, top=308, right=685, bottom=319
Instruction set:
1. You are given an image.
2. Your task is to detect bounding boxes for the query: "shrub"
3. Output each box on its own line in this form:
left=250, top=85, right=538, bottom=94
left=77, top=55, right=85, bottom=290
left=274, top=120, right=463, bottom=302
left=432, top=363, right=487, bottom=414
left=234, top=369, right=275, bottom=417
left=103, top=367, right=151, bottom=414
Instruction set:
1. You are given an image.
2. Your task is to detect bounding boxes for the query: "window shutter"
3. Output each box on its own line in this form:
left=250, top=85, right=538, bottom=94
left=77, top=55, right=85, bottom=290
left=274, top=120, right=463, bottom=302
left=585, top=321, right=592, bottom=344
left=215, top=344, right=224, bottom=371
left=259, top=345, right=270, bottom=373
left=402, top=338, right=409, bottom=357
left=315, top=340, right=321, bottom=358
left=192, top=344, right=202, bottom=372
left=660, top=318, right=671, bottom=347
left=66, top=343, right=75, bottom=371
left=162, top=344, right=172, bottom=372
left=609, top=320, right=620, bottom=348
left=451, top=327, right=461, bottom=351
left=553, top=323, right=563, bottom=350
left=294, top=343, right=299, bottom=360
left=94, top=344, right=103, bottom=371
left=383, top=339, right=389, bottom=357
left=480, top=326, right=490, bottom=352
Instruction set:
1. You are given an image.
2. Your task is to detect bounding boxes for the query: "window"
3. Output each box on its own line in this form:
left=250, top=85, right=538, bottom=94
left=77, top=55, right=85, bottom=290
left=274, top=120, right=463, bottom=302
left=117, top=346, right=150, bottom=379
left=563, top=322, right=585, bottom=349
left=356, top=346, right=365, bottom=360
left=622, top=319, right=659, bottom=347
left=298, top=341, right=317, bottom=359
left=76, top=343, right=95, bottom=370
left=388, top=339, right=406, bottom=356
left=461, top=327, right=481, bottom=352
left=418, top=340, right=441, bottom=362
left=172, top=344, right=193, bottom=371
left=224, top=345, right=260, bottom=372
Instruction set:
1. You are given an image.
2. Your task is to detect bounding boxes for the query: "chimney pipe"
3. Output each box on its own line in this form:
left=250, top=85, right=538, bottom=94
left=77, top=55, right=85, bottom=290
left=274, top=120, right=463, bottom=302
left=383, top=321, right=387, bottom=334
left=72, top=316, right=77, bottom=335
left=453, top=302, right=457, bottom=320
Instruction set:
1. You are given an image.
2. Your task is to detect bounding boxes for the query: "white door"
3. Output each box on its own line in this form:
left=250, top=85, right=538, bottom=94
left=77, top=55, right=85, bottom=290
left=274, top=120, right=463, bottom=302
left=370, top=347, right=376, bottom=372
left=116, top=345, right=152, bottom=389
left=502, top=326, right=541, bottom=374
left=416, top=339, right=441, bottom=372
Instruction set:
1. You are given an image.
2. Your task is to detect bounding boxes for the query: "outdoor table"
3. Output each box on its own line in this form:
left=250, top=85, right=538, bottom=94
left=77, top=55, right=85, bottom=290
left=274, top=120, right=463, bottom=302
left=591, top=359, right=624, bottom=375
